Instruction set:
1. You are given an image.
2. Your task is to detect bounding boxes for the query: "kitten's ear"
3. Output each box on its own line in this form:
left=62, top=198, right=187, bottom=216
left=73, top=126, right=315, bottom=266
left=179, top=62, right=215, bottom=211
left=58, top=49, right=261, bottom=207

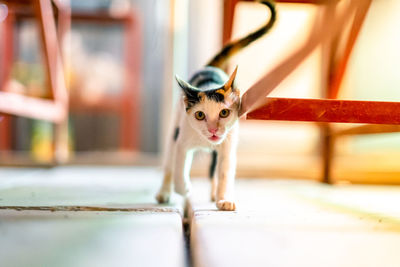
left=175, top=75, right=198, bottom=99
left=223, top=65, right=238, bottom=91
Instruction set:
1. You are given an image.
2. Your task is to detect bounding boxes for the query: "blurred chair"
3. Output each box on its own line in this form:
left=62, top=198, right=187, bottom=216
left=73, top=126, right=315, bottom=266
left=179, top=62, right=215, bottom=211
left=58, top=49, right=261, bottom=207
left=69, top=9, right=141, bottom=151
left=0, top=0, right=70, bottom=163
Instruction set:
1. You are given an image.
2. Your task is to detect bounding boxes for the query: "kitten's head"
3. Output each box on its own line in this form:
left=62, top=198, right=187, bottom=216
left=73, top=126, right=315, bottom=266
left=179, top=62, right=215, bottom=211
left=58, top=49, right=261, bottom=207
left=176, top=67, right=240, bottom=145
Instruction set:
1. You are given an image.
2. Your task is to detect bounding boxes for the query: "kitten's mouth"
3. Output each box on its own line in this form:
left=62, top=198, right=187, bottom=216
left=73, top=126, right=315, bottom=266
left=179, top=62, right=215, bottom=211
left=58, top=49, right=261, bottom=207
left=209, top=135, right=220, bottom=142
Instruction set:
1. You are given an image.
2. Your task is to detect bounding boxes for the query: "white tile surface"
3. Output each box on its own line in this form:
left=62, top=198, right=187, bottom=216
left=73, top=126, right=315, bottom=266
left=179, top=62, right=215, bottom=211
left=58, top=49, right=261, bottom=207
left=189, top=178, right=400, bottom=267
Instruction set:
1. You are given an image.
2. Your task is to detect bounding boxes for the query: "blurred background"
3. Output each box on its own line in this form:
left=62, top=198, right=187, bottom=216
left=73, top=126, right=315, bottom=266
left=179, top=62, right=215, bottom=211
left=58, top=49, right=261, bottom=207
left=1, top=0, right=400, bottom=184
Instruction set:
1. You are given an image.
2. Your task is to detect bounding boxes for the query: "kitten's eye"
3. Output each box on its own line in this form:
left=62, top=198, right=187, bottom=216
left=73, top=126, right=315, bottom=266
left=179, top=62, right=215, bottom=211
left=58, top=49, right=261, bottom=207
left=219, top=109, right=230, bottom=118
left=195, top=111, right=205, bottom=120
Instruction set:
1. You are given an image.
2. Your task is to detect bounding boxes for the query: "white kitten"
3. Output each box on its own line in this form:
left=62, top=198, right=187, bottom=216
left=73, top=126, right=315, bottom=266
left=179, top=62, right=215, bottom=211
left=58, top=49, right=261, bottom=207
left=155, top=0, right=276, bottom=211
left=156, top=67, right=240, bottom=211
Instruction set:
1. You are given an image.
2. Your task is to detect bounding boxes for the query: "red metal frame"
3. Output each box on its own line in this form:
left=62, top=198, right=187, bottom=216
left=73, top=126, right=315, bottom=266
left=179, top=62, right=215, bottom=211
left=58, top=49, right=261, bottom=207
left=223, top=0, right=386, bottom=183
left=121, top=12, right=141, bottom=150
left=238, top=0, right=360, bottom=116
left=247, top=98, right=400, bottom=125
left=0, top=0, right=68, bottom=121
left=0, top=0, right=69, bottom=162
left=0, top=91, right=66, bottom=121
left=1, top=1, right=140, bottom=159
left=327, top=0, right=372, bottom=99
left=0, top=9, right=14, bottom=92
left=0, top=10, right=14, bottom=151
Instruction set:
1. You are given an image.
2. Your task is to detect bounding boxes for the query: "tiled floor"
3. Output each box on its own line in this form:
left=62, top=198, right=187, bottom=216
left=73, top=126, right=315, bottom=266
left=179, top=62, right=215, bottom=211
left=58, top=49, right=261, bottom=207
left=2, top=166, right=400, bottom=267
left=1, top=210, right=184, bottom=267
left=189, top=179, right=400, bottom=267
left=0, top=167, right=185, bottom=267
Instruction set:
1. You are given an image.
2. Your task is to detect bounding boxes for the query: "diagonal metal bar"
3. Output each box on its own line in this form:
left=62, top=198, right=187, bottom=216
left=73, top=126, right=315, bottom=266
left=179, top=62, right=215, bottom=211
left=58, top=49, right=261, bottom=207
left=328, top=0, right=372, bottom=99
left=0, top=91, right=66, bottom=122
left=34, top=0, right=68, bottom=105
left=239, top=0, right=358, bottom=117
left=247, top=97, right=400, bottom=125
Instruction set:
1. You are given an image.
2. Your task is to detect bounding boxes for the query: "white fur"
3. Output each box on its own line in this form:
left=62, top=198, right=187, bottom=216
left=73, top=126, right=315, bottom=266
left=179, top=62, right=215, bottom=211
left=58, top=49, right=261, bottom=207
left=156, top=96, right=239, bottom=211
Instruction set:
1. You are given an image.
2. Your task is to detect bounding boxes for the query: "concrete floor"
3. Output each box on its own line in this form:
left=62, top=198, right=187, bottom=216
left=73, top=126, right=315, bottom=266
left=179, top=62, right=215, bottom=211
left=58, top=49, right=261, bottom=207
left=1, top=166, right=400, bottom=267
left=0, top=167, right=185, bottom=267
left=189, top=179, right=400, bottom=267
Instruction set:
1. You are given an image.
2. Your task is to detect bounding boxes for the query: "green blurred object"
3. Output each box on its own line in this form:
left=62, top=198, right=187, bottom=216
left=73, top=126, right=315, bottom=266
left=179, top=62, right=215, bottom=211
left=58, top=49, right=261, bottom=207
left=30, top=120, right=75, bottom=163
left=31, top=120, right=53, bottom=163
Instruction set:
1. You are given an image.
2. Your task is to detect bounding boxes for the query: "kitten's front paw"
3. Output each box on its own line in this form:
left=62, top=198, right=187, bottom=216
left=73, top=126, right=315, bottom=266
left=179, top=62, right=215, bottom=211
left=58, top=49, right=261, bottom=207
left=216, top=200, right=236, bottom=211
left=210, top=180, right=217, bottom=202
left=174, top=182, right=192, bottom=197
left=156, top=191, right=170, bottom=204
left=211, top=193, right=216, bottom=202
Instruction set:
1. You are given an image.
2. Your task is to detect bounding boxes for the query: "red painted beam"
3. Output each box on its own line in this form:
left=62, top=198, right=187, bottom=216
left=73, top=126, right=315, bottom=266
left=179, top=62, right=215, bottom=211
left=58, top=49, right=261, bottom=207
left=246, top=98, right=400, bottom=125
left=0, top=92, right=66, bottom=122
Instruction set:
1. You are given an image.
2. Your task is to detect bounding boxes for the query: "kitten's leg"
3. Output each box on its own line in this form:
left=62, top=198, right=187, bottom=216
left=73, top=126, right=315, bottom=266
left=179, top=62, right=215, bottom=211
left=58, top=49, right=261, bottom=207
left=211, top=175, right=217, bottom=202
left=216, top=130, right=238, bottom=211
left=210, top=150, right=218, bottom=202
left=173, top=146, right=193, bottom=197
left=156, top=171, right=173, bottom=203
left=216, top=156, right=236, bottom=210
left=156, top=128, right=176, bottom=203
left=156, top=154, right=174, bottom=203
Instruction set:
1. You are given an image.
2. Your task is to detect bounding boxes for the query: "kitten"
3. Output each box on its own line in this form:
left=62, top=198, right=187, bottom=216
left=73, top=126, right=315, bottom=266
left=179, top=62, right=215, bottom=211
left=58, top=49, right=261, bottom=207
left=156, top=0, right=276, bottom=211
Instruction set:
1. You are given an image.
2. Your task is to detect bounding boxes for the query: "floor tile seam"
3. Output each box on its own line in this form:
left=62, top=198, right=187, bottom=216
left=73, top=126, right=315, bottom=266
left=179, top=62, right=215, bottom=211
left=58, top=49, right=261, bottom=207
left=0, top=205, right=183, bottom=214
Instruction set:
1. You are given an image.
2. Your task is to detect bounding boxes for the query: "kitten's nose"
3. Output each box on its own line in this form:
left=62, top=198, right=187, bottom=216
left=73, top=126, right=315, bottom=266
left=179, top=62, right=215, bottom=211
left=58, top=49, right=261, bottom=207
left=208, top=128, right=218, bottom=134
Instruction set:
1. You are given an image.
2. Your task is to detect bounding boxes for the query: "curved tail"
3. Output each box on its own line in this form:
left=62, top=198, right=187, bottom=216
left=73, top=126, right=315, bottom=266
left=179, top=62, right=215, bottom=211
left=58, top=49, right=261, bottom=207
left=207, top=0, right=276, bottom=68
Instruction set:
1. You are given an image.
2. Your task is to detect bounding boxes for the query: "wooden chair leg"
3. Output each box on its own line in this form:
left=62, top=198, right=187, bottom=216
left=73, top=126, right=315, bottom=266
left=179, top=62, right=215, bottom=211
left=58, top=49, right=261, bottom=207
left=328, top=0, right=372, bottom=99
left=321, top=124, right=333, bottom=184
left=0, top=115, right=12, bottom=152
left=54, top=0, right=71, bottom=163
left=223, top=0, right=240, bottom=45
left=34, top=0, right=69, bottom=163
left=322, top=0, right=372, bottom=182
left=120, top=17, right=136, bottom=150
left=319, top=3, right=337, bottom=184
left=0, top=11, right=14, bottom=90
left=119, top=14, right=141, bottom=151
left=34, top=0, right=68, bottom=103
left=0, top=13, right=15, bottom=153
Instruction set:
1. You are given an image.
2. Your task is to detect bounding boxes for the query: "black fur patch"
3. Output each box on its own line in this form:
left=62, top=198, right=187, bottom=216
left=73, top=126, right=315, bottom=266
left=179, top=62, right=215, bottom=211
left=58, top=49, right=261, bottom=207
left=204, top=90, right=225, bottom=102
left=173, top=127, right=180, bottom=141
left=184, top=88, right=225, bottom=112
left=189, top=68, right=226, bottom=86
left=181, top=67, right=229, bottom=111
left=209, top=150, right=218, bottom=179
